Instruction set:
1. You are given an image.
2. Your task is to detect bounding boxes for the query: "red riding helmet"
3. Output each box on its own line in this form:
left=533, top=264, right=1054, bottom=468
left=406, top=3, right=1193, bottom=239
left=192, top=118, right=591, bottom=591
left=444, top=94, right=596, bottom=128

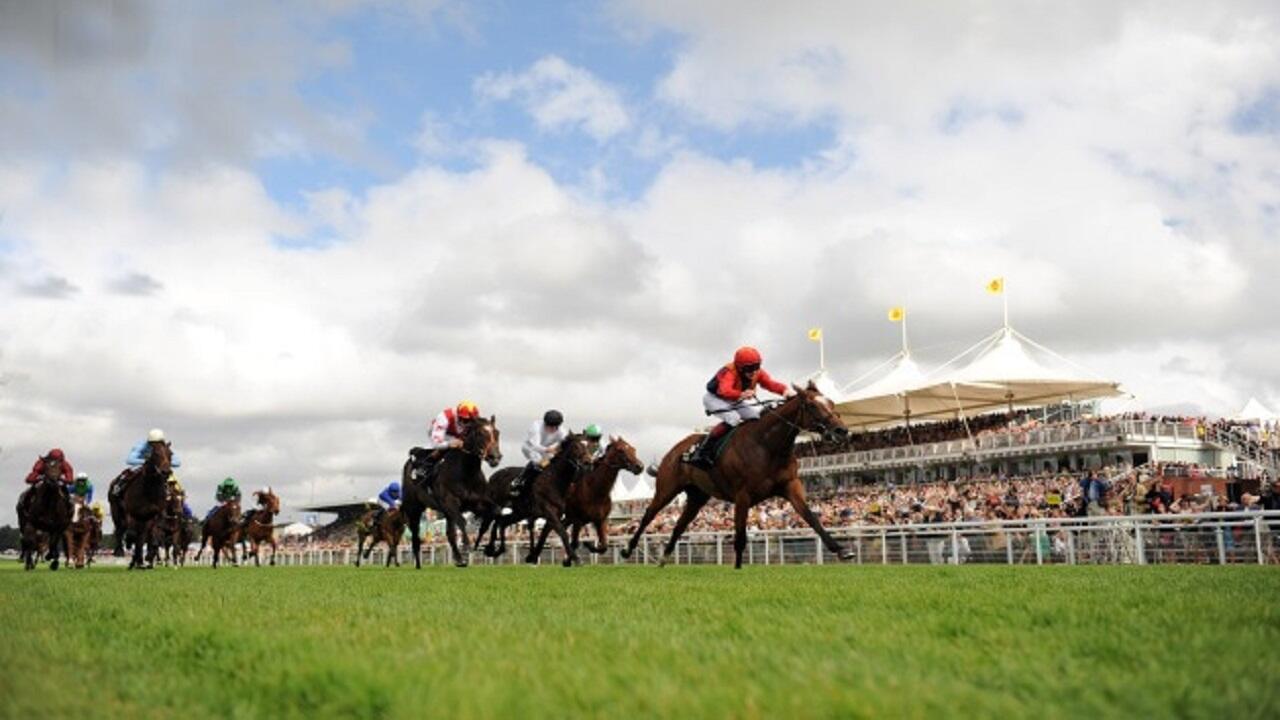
left=733, top=346, right=762, bottom=368
left=456, top=400, right=480, bottom=420
left=45, top=448, right=66, bottom=461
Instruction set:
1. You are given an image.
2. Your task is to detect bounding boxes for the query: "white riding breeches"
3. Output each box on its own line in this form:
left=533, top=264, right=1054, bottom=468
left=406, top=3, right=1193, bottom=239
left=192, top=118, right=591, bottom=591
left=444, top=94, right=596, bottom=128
left=702, top=392, right=761, bottom=427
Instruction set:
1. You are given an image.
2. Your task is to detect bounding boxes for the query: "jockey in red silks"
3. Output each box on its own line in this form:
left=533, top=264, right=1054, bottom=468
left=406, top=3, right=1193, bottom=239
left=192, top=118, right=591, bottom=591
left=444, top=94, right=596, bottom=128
left=684, top=346, right=795, bottom=468
left=410, top=400, right=482, bottom=485
left=25, top=448, right=75, bottom=485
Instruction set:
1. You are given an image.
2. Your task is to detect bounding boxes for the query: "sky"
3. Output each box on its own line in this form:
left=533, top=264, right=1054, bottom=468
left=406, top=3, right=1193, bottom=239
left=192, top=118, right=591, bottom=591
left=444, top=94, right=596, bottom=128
left=2, top=0, right=1279, bottom=525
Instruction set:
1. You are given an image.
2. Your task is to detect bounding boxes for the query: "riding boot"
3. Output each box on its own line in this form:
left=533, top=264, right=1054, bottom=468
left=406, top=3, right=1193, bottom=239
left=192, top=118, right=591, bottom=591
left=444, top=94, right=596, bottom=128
left=683, top=423, right=730, bottom=469
left=509, top=463, right=538, bottom=499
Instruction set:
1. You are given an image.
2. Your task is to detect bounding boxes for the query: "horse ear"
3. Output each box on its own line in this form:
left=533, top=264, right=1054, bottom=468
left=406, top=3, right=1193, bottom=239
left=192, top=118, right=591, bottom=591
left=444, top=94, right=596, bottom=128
left=792, top=382, right=804, bottom=394
left=807, top=379, right=818, bottom=391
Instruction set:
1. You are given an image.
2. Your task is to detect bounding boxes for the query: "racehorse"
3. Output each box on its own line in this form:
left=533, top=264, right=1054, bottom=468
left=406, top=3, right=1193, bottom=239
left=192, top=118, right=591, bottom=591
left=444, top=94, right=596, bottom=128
left=195, top=499, right=242, bottom=568
left=563, top=436, right=645, bottom=555
left=158, top=489, right=191, bottom=566
left=355, top=507, right=407, bottom=567
left=239, top=489, right=281, bottom=567
left=16, top=458, right=72, bottom=570
left=401, top=416, right=503, bottom=569
left=65, top=501, right=101, bottom=569
left=481, top=434, right=593, bottom=567
left=109, top=441, right=172, bottom=569
left=621, top=382, right=855, bottom=569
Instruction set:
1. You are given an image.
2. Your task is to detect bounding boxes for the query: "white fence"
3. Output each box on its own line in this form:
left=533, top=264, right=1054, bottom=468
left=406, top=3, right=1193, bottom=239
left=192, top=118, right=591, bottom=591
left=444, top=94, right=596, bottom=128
left=182, top=511, right=1280, bottom=568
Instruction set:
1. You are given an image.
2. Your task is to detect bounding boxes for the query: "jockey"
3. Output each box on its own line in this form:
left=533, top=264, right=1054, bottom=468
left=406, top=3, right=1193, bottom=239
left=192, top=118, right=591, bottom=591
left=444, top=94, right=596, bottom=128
left=90, top=501, right=105, bottom=521
left=24, top=448, right=75, bottom=485
left=512, top=410, right=568, bottom=496
left=684, top=346, right=794, bottom=468
left=583, top=424, right=606, bottom=462
left=205, top=477, right=241, bottom=521
left=127, top=428, right=182, bottom=468
left=373, top=481, right=401, bottom=524
left=167, top=473, right=185, bottom=496
left=411, top=401, right=481, bottom=483
left=71, top=473, right=94, bottom=504
left=70, top=472, right=93, bottom=522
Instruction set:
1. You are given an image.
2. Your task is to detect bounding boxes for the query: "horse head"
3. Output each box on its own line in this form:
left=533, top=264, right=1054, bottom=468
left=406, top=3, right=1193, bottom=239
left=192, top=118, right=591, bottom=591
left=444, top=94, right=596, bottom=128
left=262, top=491, right=281, bottom=514
left=787, top=381, right=849, bottom=444
left=465, top=416, right=503, bottom=468
left=557, top=433, right=593, bottom=471
left=147, top=441, right=173, bottom=478
left=605, top=436, right=645, bottom=475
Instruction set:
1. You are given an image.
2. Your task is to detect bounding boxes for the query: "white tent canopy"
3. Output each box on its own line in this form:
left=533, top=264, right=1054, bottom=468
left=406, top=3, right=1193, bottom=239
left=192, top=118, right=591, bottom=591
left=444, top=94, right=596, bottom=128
left=1236, top=397, right=1279, bottom=422
left=832, top=326, right=1125, bottom=430
left=280, top=522, right=314, bottom=537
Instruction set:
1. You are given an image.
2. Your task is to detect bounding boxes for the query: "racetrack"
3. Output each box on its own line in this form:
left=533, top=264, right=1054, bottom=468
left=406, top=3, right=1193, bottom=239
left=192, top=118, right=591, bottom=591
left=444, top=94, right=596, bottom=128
left=2, top=564, right=1277, bottom=719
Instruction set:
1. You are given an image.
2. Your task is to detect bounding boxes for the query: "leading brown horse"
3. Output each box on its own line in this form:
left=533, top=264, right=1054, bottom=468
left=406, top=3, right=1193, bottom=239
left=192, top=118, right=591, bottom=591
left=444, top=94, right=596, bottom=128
left=16, top=459, right=72, bottom=571
left=621, top=382, right=854, bottom=569
left=109, top=441, right=173, bottom=569
left=564, top=436, right=645, bottom=556
left=401, top=416, right=503, bottom=568
left=239, top=489, right=281, bottom=566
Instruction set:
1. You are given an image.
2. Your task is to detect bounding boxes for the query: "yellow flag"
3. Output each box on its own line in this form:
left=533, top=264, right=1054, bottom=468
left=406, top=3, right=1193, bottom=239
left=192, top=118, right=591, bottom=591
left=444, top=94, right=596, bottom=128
left=986, top=277, right=1004, bottom=295
left=888, top=306, right=905, bottom=323
left=807, top=327, right=822, bottom=342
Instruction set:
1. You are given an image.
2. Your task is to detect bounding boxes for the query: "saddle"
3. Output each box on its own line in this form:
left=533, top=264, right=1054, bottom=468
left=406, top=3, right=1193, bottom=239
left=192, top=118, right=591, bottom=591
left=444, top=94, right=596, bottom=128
left=109, top=468, right=139, bottom=502
left=683, top=424, right=739, bottom=470
left=408, top=447, right=442, bottom=484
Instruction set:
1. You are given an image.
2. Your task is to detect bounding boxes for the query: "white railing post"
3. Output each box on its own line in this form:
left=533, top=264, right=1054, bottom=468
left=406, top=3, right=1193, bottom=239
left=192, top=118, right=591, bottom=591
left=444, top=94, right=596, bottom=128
left=1216, top=526, right=1227, bottom=565
left=881, top=529, right=888, bottom=565
left=763, top=535, right=770, bottom=566
left=1066, top=529, right=1076, bottom=565
left=1006, top=534, right=1014, bottom=565
left=1034, top=525, right=1043, bottom=565
left=716, top=535, right=723, bottom=565
left=1134, top=523, right=1146, bottom=565
left=1255, top=517, right=1266, bottom=565
left=815, top=536, right=823, bottom=565
left=950, top=529, right=960, bottom=565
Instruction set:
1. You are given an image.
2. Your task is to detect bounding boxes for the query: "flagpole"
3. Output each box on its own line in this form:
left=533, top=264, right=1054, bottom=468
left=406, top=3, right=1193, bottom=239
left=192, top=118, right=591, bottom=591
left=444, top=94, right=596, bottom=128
left=1003, top=279, right=1009, bottom=330
left=901, top=310, right=909, bottom=356
left=819, top=334, right=826, bottom=371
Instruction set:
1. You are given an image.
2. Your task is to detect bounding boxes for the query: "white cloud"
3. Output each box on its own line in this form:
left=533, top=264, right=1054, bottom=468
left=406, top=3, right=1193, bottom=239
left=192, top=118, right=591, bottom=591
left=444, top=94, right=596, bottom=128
left=475, top=55, right=632, bottom=141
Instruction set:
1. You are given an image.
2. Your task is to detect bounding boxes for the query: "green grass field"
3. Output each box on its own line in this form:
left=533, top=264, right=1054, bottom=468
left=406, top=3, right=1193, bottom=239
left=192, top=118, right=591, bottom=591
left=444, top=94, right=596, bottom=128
left=2, top=564, right=1277, bottom=719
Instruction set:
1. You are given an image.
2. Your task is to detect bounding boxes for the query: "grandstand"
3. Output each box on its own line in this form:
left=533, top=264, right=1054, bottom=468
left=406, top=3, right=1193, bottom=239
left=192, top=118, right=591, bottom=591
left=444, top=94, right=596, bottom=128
left=797, top=320, right=1279, bottom=489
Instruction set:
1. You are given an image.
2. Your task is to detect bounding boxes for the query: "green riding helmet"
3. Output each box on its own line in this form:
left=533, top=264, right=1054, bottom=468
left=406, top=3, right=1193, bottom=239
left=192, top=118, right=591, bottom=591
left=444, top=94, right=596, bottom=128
left=583, top=424, right=603, bottom=439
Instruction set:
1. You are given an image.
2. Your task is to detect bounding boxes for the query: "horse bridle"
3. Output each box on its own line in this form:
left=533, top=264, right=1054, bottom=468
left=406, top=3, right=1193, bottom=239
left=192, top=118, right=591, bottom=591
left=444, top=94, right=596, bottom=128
left=763, top=393, right=846, bottom=442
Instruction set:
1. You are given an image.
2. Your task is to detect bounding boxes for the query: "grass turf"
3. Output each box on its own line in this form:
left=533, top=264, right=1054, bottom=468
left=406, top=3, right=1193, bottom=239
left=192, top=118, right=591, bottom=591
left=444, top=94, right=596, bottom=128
left=1, top=563, right=1277, bottom=719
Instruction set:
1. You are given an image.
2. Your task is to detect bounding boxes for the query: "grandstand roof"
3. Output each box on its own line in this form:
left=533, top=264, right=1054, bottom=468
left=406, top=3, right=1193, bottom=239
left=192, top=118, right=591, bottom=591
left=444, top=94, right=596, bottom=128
left=833, top=326, right=1125, bottom=430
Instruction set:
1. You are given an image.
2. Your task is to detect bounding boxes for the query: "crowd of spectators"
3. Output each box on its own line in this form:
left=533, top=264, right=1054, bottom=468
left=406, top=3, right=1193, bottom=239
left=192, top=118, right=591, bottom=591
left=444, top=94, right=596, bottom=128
left=615, top=467, right=1280, bottom=537
left=802, top=411, right=1280, bottom=462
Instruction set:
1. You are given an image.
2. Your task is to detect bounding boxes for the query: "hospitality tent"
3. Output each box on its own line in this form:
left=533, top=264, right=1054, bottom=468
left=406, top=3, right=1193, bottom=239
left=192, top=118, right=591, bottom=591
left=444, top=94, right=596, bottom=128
left=1236, top=397, right=1279, bottom=422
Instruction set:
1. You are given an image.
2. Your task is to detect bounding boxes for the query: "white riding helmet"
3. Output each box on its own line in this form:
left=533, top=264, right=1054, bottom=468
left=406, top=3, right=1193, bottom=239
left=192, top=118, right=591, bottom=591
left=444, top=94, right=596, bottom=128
left=75, top=472, right=89, bottom=481
left=147, top=428, right=166, bottom=442
left=260, top=486, right=272, bottom=495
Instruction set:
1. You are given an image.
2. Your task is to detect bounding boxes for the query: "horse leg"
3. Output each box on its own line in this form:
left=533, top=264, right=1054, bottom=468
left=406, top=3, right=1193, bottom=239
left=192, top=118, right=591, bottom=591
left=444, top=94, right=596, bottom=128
left=544, top=513, right=578, bottom=568
left=406, top=509, right=423, bottom=569
left=660, top=488, right=710, bottom=567
left=592, top=519, right=609, bottom=554
left=732, top=498, right=751, bottom=570
left=355, top=532, right=365, bottom=567
left=569, top=523, right=582, bottom=554
left=621, top=475, right=686, bottom=560
left=252, top=538, right=261, bottom=567
left=48, top=532, right=61, bottom=571
left=527, top=523, right=553, bottom=564
left=269, top=538, right=277, bottom=566
left=782, top=479, right=852, bottom=560
left=443, top=510, right=467, bottom=568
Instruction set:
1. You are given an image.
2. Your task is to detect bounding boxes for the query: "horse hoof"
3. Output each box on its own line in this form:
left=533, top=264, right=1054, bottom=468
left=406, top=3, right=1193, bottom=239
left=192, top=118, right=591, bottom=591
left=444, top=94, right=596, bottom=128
left=50, top=561, right=59, bottom=571
left=562, top=558, right=574, bottom=568
left=837, top=550, right=855, bottom=561
left=619, top=548, right=632, bottom=560
left=454, top=561, right=468, bottom=568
